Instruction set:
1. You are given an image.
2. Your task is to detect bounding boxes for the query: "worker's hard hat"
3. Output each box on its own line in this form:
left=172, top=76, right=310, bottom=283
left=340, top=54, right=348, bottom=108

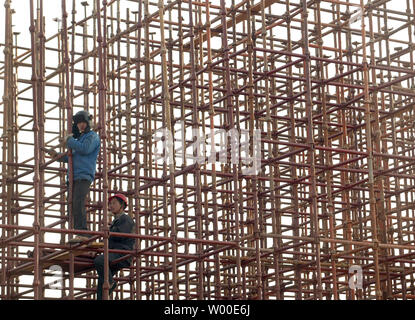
left=73, top=110, right=92, bottom=126
left=108, top=193, right=128, bottom=208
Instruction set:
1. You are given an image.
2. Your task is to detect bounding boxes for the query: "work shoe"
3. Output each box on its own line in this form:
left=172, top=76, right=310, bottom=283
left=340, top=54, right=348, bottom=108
left=67, top=235, right=89, bottom=244
left=109, top=281, right=117, bottom=296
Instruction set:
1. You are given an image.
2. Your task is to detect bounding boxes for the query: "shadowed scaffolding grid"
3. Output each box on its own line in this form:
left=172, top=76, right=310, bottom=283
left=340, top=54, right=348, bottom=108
left=1, top=0, right=415, bottom=300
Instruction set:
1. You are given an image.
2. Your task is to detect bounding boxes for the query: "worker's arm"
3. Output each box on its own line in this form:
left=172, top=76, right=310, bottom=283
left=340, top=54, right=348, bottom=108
left=43, top=147, right=68, bottom=163
left=67, top=133, right=100, bottom=155
left=57, top=153, right=68, bottom=163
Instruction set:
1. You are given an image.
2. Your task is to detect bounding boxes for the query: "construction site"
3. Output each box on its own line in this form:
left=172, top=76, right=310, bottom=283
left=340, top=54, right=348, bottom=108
left=1, top=0, right=415, bottom=300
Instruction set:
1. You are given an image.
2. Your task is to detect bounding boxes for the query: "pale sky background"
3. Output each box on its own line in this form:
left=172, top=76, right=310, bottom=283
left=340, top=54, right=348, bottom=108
left=0, top=0, right=413, bottom=299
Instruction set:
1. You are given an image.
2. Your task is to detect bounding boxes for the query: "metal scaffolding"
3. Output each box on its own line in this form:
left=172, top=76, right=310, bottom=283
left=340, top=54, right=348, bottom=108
left=1, top=0, right=415, bottom=300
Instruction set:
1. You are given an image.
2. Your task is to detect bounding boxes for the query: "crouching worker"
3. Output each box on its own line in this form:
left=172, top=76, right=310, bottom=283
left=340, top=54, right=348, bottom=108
left=46, top=110, right=100, bottom=243
left=94, top=193, right=135, bottom=300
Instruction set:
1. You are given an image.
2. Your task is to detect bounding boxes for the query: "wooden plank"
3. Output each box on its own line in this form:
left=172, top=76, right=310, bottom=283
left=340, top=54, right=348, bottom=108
left=9, top=242, right=104, bottom=276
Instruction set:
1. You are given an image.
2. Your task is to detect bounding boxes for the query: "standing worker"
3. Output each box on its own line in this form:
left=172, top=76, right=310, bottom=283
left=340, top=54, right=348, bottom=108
left=47, top=110, right=100, bottom=243
left=93, top=193, right=135, bottom=300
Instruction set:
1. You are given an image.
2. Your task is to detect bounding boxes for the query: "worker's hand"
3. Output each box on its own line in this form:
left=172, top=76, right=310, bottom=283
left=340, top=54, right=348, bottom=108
left=47, top=149, right=58, bottom=158
left=65, top=134, right=74, bottom=145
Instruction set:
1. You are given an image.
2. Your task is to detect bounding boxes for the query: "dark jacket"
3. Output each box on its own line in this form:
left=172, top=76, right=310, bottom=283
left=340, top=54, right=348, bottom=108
left=109, top=213, right=135, bottom=255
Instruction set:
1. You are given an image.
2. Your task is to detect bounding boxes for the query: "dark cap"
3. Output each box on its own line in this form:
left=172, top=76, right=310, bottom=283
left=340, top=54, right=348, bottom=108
left=73, top=110, right=92, bottom=125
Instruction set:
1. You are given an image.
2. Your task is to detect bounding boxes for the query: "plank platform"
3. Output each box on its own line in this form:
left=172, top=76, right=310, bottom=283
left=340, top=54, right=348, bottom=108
left=8, top=242, right=104, bottom=276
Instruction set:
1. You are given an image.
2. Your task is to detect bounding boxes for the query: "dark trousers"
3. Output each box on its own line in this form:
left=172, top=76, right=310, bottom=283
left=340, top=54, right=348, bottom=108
left=71, top=179, right=91, bottom=232
left=93, top=253, right=130, bottom=300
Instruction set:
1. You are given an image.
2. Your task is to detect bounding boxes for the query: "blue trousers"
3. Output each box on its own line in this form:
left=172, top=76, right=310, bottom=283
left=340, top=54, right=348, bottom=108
left=93, top=253, right=130, bottom=300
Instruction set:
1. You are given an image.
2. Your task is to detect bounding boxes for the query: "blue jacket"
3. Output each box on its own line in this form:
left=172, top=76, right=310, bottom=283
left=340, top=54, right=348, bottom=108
left=61, top=131, right=100, bottom=182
